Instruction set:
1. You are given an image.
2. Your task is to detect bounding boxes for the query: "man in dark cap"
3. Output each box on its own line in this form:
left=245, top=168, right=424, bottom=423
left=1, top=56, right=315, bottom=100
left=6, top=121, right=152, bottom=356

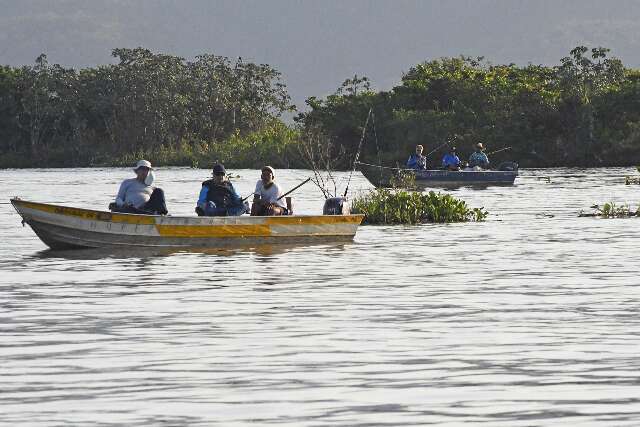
left=441, top=146, right=461, bottom=170
left=195, top=164, right=247, bottom=216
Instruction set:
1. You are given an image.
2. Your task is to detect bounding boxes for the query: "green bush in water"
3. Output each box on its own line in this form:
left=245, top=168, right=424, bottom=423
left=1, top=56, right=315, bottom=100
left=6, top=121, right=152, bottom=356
left=352, top=189, right=488, bottom=224
left=586, top=202, right=637, bottom=218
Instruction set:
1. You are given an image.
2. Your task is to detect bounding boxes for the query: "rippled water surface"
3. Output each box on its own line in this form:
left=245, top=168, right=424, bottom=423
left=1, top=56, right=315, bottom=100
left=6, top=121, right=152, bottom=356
left=1, top=167, right=640, bottom=426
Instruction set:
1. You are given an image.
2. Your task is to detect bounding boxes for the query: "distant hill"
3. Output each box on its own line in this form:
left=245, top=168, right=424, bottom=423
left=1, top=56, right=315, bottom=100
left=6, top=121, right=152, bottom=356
left=2, top=0, right=640, bottom=109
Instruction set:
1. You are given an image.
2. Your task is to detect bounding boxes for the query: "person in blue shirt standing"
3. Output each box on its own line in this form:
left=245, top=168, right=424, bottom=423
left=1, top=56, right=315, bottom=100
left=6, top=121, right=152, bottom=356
left=406, top=144, right=428, bottom=170
left=196, top=164, right=247, bottom=216
left=441, top=146, right=461, bottom=170
left=468, top=142, right=490, bottom=169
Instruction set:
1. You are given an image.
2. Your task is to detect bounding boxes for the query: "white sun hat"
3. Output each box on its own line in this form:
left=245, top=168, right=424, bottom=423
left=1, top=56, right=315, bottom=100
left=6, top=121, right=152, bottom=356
left=134, top=159, right=153, bottom=170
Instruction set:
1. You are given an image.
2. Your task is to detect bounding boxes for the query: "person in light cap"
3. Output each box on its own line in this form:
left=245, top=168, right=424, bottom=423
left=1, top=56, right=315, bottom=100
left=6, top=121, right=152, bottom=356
left=251, top=166, right=289, bottom=216
left=111, top=159, right=168, bottom=215
left=468, top=142, right=490, bottom=169
left=406, top=144, right=428, bottom=170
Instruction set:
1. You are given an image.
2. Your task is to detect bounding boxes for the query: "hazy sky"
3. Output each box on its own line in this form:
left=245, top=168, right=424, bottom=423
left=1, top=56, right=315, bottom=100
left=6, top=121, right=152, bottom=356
left=2, top=0, right=640, bottom=109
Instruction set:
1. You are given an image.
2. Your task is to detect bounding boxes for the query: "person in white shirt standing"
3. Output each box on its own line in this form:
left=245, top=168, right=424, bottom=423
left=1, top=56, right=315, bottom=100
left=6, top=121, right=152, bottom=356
left=251, top=166, right=289, bottom=216
left=111, top=159, right=168, bottom=215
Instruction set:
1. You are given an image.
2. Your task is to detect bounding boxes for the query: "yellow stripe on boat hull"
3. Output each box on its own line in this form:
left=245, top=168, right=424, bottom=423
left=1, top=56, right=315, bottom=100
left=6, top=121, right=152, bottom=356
left=156, top=224, right=272, bottom=237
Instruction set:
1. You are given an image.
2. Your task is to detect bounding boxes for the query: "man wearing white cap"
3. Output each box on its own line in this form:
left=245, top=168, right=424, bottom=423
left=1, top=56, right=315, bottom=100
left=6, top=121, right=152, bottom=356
left=111, top=159, right=168, bottom=215
left=251, top=166, right=289, bottom=216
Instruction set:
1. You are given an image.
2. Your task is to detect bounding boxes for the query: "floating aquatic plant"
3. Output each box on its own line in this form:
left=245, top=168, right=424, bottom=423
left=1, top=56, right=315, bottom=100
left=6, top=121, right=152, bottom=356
left=352, top=189, right=488, bottom=225
left=579, top=202, right=638, bottom=218
left=624, top=166, right=640, bottom=184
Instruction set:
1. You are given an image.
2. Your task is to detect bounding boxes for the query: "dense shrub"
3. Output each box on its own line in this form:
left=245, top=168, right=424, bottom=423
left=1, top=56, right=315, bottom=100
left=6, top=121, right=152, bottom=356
left=352, top=189, right=488, bottom=224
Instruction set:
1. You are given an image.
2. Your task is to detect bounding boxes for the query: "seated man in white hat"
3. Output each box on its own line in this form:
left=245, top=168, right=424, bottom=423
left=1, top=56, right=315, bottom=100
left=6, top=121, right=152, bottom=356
left=251, top=166, right=289, bottom=216
left=110, top=159, right=168, bottom=215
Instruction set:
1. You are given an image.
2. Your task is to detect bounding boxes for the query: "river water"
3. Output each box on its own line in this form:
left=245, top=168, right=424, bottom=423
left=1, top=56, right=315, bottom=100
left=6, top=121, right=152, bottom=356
left=1, top=167, right=639, bottom=426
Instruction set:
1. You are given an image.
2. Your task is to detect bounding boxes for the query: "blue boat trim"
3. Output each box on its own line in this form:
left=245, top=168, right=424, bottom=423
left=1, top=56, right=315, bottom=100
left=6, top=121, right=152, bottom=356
left=414, top=169, right=517, bottom=183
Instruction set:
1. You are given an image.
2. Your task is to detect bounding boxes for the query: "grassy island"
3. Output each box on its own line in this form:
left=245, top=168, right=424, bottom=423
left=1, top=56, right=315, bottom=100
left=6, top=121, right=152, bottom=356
left=352, top=189, right=487, bottom=225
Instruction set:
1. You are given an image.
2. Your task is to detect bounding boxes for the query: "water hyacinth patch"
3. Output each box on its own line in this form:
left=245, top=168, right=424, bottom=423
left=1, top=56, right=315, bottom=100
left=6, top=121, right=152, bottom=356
left=580, top=202, right=639, bottom=218
left=351, top=189, right=488, bottom=225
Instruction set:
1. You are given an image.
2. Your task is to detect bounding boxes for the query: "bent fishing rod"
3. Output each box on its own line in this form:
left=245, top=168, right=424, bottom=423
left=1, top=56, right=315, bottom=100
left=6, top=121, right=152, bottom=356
left=343, top=108, right=373, bottom=198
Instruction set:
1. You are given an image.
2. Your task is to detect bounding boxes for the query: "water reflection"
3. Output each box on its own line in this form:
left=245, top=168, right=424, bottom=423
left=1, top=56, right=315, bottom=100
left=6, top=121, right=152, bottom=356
left=30, top=242, right=351, bottom=260
left=1, top=167, right=640, bottom=426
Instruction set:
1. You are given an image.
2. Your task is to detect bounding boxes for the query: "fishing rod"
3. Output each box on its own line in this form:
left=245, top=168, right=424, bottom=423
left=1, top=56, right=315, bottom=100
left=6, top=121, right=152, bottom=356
left=354, top=160, right=413, bottom=171
left=277, top=177, right=311, bottom=201
left=486, top=146, right=512, bottom=156
left=343, top=108, right=373, bottom=198
left=425, top=141, right=449, bottom=157
left=243, top=177, right=312, bottom=203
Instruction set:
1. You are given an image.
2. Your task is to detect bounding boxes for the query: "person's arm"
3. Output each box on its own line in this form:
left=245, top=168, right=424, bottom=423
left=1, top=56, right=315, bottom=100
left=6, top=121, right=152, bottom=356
left=406, top=155, right=416, bottom=168
left=419, top=155, right=427, bottom=169
left=229, top=184, right=242, bottom=206
left=253, top=181, right=263, bottom=205
left=275, top=183, right=287, bottom=208
left=231, top=184, right=241, bottom=201
left=115, top=180, right=128, bottom=207
left=197, top=186, right=208, bottom=209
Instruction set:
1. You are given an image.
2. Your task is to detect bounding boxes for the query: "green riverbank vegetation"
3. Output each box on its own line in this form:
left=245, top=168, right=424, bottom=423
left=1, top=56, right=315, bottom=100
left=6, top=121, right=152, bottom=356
left=297, top=46, right=640, bottom=169
left=2, top=46, right=640, bottom=169
left=352, top=189, right=488, bottom=224
left=0, top=48, right=296, bottom=168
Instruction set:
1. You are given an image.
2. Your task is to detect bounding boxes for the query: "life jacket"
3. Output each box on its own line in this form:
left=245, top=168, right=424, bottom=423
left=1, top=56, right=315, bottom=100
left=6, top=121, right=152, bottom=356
left=202, top=180, right=235, bottom=208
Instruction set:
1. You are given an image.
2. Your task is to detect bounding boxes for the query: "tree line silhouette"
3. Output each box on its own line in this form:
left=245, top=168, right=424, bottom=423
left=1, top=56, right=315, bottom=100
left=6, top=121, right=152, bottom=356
left=1, top=46, right=639, bottom=168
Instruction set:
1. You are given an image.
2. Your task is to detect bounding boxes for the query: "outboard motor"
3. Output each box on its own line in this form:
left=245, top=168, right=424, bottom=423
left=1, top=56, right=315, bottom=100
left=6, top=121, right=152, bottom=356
left=323, top=197, right=350, bottom=215
left=497, top=161, right=519, bottom=172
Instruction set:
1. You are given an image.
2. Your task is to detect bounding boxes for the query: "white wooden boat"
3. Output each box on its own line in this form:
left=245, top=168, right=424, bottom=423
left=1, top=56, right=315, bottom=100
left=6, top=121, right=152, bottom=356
left=11, top=198, right=364, bottom=250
